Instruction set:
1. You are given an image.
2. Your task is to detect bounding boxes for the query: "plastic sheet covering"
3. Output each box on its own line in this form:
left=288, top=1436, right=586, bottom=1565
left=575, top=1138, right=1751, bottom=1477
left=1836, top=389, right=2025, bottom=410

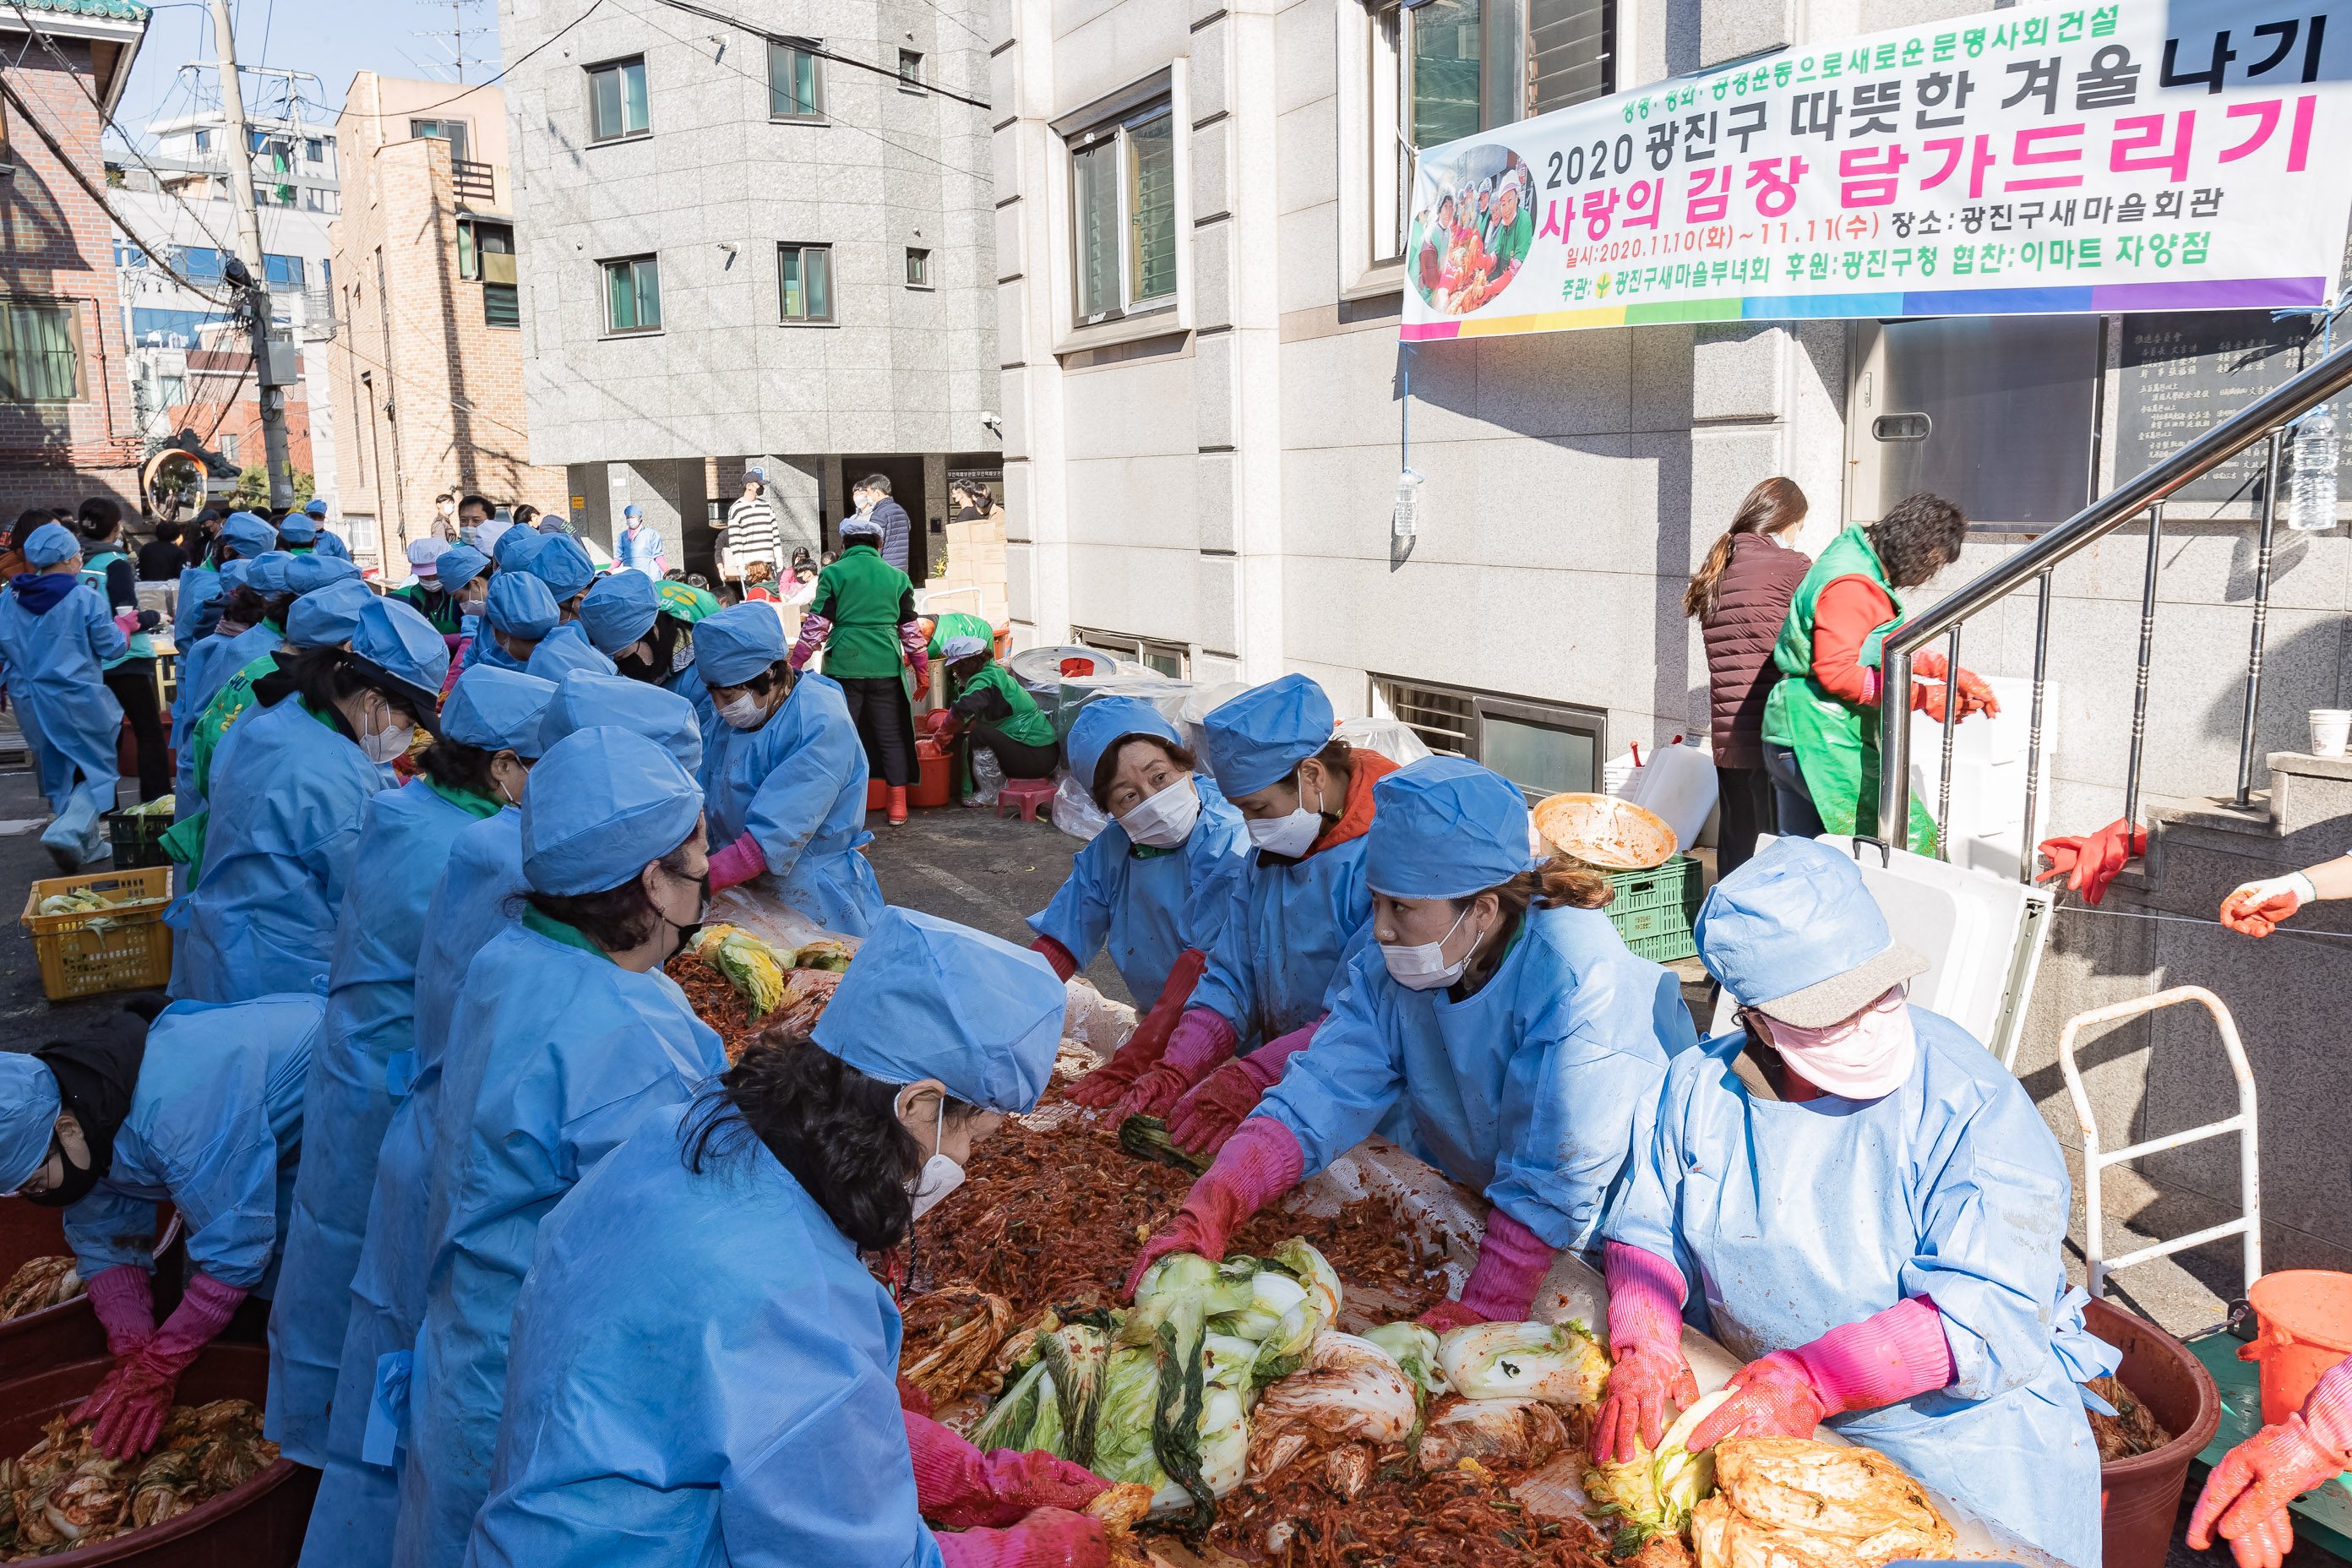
left=1334, top=716, right=1434, bottom=768
left=1178, top=683, right=1251, bottom=781
left=1053, top=770, right=1111, bottom=842
left=1055, top=679, right=1195, bottom=745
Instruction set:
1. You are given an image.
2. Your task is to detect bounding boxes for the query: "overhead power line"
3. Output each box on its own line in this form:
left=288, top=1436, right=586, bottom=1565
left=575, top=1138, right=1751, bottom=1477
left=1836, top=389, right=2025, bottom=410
left=646, top=0, right=993, bottom=112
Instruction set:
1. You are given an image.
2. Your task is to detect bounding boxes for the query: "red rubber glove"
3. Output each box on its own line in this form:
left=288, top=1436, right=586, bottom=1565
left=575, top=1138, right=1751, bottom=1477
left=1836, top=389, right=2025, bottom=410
left=705, top=834, right=766, bottom=892
left=1449, top=1208, right=1558, bottom=1325
left=1166, top=1018, right=1320, bottom=1157
left=1029, top=935, right=1078, bottom=984
left=924, top=708, right=960, bottom=742
left=73, top=1270, right=246, bottom=1458
left=2219, top=873, right=2316, bottom=939
left=932, top=1508, right=1109, bottom=1568
left=897, top=1375, right=934, bottom=1416
left=2191, top=1361, right=2352, bottom=1568
left=1592, top=1241, right=1700, bottom=1463
left=1111, top=1008, right=1236, bottom=1121
left=1064, top=949, right=1206, bottom=1109
left=84, top=1265, right=156, bottom=1357
left=2034, top=818, right=2146, bottom=906
left=1688, top=1298, right=1955, bottom=1451
left=904, top=1410, right=1108, bottom=1529
left=1418, top=1299, right=1485, bottom=1333
left=1122, top=1117, right=1304, bottom=1300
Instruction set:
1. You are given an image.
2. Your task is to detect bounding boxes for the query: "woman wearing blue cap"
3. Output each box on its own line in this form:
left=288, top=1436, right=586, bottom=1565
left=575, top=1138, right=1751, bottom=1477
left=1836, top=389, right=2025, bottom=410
left=464, top=908, right=1114, bottom=1568
left=1591, top=836, right=2110, bottom=1567
left=0, top=992, right=321, bottom=1458
left=172, top=550, right=300, bottom=779
left=1025, top=694, right=1249, bottom=1025
left=695, top=602, right=885, bottom=934
left=71, top=499, right=169, bottom=803
left=393, top=727, right=726, bottom=1568
left=521, top=531, right=597, bottom=619
left=298, top=674, right=705, bottom=1568
left=171, top=597, right=450, bottom=1003
left=0, top=520, right=128, bottom=869
left=524, top=618, right=618, bottom=683
left=463, top=570, right=558, bottom=674
left=268, top=666, right=557, bottom=1470
left=1129, top=758, right=1696, bottom=1327
left=173, top=507, right=276, bottom=645
left=1070, top=673, right=1396, bottom=1123
left=576, top=568, right=716, bottom=727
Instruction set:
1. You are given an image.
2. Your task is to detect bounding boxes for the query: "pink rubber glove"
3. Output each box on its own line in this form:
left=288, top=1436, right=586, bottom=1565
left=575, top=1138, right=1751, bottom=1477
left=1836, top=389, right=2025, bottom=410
left=1447, top=1208, right=1558, bottom=1325
left=113, top=611, right=142, bottom=635
left=1167, top=1018, right=1318, bottom=1157
left=1122, top=1118, right=1304, bottom=1300
left=705, top=834, right=767, bottom=892
left=899, top=621, right=931, bottom=687
left=1066, top=950, right=1205, bottom=1108
left=1592, top=1241, right=1701, bottom=1462
left=932, top=1508, right=1109, bottom=1568
left=73, top=1270, right=247, bottom=1458
left=84, top=1265, right=156, bottom=1357
left=787, top=613, right=831, bottom=671
left=2191, top=1359, right=2352, bottom=1568
left=904, top=1411, right=1107, bottom=1528
left=1110, top=1008, right=1237, bottom=1121
left=1687, top=1297, right=1956, bottom=1451
left=1029, top=936, right=1078, bottom=984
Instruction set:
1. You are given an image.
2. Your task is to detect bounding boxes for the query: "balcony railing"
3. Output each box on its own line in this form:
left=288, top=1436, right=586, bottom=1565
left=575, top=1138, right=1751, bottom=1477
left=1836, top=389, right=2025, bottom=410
left=452, top=159, right=498, bottom=204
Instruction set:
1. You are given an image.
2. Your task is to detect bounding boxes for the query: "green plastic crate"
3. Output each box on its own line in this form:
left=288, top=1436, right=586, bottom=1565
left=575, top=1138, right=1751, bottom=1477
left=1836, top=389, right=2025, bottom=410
left=1603, top=855, right=1703, bottom=962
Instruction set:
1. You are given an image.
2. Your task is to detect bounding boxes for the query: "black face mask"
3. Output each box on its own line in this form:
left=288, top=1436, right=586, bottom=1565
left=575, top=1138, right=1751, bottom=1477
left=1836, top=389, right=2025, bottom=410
left=656, top=869, right=712, bottom=963
left=614, top=646, right=660, bottom=684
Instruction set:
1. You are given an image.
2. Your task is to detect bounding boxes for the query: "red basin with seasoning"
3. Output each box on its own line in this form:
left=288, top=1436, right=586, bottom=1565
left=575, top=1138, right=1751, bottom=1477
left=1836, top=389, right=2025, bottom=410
left=0, top=1201, right=184, bottom=1379
left=0, top=1344, right=313, bottom=1564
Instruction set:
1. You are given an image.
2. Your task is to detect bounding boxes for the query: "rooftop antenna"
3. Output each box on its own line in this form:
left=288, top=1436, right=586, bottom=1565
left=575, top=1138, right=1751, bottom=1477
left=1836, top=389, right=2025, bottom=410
left=412, top=0, right=493, bottom=84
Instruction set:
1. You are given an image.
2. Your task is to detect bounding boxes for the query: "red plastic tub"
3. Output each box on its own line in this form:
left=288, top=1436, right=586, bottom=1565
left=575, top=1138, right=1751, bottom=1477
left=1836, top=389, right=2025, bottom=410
left=0, top=1343, right=314, bottom=1564
left=2085, top=1296, right=2223, bottom=1568
left=0, top=1203, right=183, bottom=1380
left=2241, top=1270, right=2352, bottom=1424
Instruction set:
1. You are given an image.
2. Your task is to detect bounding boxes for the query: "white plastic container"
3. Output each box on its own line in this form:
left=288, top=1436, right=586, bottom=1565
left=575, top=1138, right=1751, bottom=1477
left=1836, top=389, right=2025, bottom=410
left=1618, top=738, right=1718, bottom=854
left=2310, top=708, right=2352, bottom=758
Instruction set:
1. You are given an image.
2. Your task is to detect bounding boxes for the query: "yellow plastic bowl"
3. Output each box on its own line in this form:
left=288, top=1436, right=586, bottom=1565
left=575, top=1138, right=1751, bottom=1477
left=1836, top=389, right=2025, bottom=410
left=1530, top=792, right=1679, bottom=870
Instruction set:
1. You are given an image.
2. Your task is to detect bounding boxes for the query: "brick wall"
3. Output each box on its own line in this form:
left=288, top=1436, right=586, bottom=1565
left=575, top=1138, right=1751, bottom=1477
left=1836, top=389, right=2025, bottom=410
left=0, top=35, right=142, bottom=517
left=326, top=79, right=565, bottom=570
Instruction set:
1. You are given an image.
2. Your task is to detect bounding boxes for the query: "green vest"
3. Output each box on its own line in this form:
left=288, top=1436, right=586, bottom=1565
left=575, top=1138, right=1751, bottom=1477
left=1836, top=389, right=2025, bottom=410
left=957, top=659, right=1055, bottom=749
left=927, top=612, right=994, bottom=660
left=1759, top=523, right=1937, bottom=855
left=81, top=552, right=150, bottom=665
left=809, top=545, right=912, bottom=679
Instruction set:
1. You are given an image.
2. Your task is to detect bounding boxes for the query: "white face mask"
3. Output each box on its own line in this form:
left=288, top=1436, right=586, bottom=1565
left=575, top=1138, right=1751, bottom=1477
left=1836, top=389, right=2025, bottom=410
left=360, top=719, right=415, bottom=765
left=1754, top=987, right=1918, bottom=1100
left=1246, top=776, right=1324, bottom=859
left=1380, top=904, right=1482, bottom=991
left=716, top=693, right=765, bottom=730
left=902, top=1096, right=964, bottom=1222
left=1119, top=777, right=1200, bottom=849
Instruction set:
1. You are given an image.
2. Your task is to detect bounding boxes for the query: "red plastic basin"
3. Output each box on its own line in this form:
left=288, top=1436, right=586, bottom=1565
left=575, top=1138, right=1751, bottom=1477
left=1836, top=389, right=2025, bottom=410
left=0, top=1202, right=183, bottom=1380
left=2086, top=1296, right=2223, bottom=1568
left=0, top=1343, right=316, bottom=1565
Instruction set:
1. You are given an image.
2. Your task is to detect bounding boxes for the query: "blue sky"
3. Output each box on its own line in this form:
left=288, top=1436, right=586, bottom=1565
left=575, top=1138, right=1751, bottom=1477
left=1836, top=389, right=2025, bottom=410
left=108, top=0, right=500, bottom=149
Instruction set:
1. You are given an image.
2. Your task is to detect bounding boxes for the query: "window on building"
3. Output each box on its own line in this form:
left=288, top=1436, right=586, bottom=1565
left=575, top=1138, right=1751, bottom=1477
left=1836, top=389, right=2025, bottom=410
left=1526, top=0, right=1611, bottom=114
left=905, top=248, right=930, bottom=288
left=1374, top=676, right=1605, bottom=798
left=248, top=128, right=266, bottom=153
left=1370, top=5, right=1406, bottom=264
left=1070, top=100, right=1176, bottom=325
left=409, top=117, right=471, bottom=162
left=219, top=432, right=240, bottom=465
left=0, top=302, right=80, bottom=401
left=768, top=38, right=824, bottom=119
left=778, top=244, right=833, bottom=323
left=131, top=308, right=233, bottom=346
left=460, top=220, right=520, bottom=328
left=588, top=57, right=651, bottom=141
left=264, top=253, right=306, bottom=290
left=177, top=247, right=225, bottom=283
left=1075, top=629, right=1189, bottom=680
left=602, top=254, right=662, bottom=334
left=193, top=128, right=212, bottom=153
left=898, top=49, right=924, bottom=89
left=1406, top=0, right=1484, bottom=145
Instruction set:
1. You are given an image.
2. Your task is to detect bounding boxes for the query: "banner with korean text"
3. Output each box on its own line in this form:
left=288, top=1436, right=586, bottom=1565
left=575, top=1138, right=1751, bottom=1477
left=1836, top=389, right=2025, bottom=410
left=1400, top=0, right=2352, bottom=340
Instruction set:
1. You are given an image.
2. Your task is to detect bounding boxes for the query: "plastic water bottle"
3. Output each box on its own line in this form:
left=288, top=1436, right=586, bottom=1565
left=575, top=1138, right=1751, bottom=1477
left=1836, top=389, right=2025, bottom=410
left=2289, top=406, right=2339, bottom=531
left=1391, top=470, right=1422, bottom=541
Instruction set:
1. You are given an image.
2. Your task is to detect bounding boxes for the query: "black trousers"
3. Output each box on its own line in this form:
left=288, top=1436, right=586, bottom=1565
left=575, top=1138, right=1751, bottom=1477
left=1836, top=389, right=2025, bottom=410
left=963, top=726, right=1059, bottom=782
left=105, top=659, right=169, bottom=802
left=836, top=674, right=913, bottom=788
left=1713, top=764, right=1778, bottom=879
left=1761, top=743, right=1826, bottom=841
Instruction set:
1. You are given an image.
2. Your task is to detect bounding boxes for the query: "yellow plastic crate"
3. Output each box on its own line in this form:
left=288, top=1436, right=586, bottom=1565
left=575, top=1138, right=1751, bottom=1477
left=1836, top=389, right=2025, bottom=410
left=19, top=865, right=174, bottom=1002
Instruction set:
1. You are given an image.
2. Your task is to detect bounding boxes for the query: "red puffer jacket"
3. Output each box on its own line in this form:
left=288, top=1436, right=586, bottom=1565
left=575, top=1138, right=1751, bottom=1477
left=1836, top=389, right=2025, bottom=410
left=1701, top=532, right=1811, bottom=769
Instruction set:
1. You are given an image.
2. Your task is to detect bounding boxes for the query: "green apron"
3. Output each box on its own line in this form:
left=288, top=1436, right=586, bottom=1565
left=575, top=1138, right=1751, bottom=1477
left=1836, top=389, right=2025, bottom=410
left=1758, top=523, right=1937, bottom=856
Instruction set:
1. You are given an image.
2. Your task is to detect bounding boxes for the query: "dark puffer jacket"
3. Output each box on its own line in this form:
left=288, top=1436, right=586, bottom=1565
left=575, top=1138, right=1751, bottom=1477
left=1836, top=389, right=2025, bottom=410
left=1701, top=532, right=1811, bottom=769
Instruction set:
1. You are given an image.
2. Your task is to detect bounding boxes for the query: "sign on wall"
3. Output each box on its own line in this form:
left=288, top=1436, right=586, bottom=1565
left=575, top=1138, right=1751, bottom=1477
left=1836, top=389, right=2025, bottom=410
left=1401, top=0, right=2352, bottom=340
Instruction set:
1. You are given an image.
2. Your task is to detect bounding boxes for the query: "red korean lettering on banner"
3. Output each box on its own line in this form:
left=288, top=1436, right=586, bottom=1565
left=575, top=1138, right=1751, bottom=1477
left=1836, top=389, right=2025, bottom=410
left=1839, top=144, right=1910, bottom=206
left=2006, top=122, right=2086, bottom=191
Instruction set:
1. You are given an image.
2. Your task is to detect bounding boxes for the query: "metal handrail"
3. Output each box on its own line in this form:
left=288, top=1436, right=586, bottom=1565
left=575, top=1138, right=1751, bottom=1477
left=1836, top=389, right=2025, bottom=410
left=1878, top=341, right=2352, bottom=849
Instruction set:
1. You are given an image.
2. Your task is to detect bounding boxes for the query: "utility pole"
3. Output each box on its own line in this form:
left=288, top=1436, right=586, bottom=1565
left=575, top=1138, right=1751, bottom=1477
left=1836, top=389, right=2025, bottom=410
left=207, top=0, right=297, bottom=509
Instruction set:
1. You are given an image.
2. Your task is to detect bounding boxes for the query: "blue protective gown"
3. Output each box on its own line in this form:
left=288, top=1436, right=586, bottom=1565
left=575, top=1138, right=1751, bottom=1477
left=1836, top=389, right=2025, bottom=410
left=169, top=697, right=392, bottom=1003
left=1026, top=782, right=1250, bottom=1007
left=1256, top=904, right=1696, bottom=1251
left=268, top=780, right=500, bottom=1467
left=0, top=574, right=125, bottom=864
left=1186, top=833, right=1376, bottom=1049
left=63, top=995, right=321, bottom=1297
left=301, top=809, right=524, bottom=1568
left=665, top=662, right=715, bottom=731
left=173, top=622, right=282, bottom=810
left=392, top=918, right=727, bottom=1568
left=463, top=1104, right=944, bottom=1568
left=700, top=671, right=884, bottom=936
left=1606, top=1004, right=2115, bottom=1568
